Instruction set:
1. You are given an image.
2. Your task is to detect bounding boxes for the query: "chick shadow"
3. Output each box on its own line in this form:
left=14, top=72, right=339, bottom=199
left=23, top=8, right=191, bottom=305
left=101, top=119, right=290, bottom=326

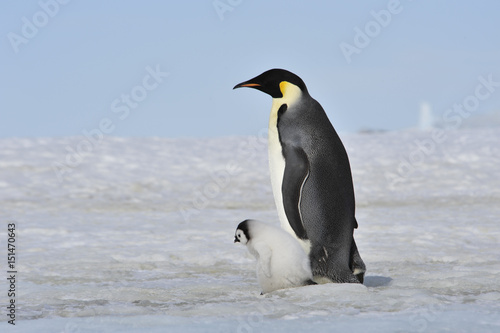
left=363, top=275, right=393, bottom=287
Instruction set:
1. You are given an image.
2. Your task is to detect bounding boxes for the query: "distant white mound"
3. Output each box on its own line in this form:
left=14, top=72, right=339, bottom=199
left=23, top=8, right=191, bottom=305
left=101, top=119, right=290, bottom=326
left=418, top=101, right=435, bottom=130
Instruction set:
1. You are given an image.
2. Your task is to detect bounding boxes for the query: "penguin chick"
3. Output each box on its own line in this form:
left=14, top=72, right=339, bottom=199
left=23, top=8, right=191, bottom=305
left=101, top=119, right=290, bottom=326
left=234, top=219, right=316, bottom=294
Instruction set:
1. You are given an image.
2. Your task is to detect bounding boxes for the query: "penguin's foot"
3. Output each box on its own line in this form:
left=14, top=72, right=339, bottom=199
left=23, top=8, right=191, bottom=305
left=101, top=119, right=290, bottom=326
left=313, top=266, right=362, bottom=284
left=353, top=270, right=365, bottom=284
left=304, top=279, right=317, bottom=286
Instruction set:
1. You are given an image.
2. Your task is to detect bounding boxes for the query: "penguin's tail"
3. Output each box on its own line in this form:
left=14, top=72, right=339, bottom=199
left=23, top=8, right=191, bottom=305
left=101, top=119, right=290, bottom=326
left=350, top=238, right=366, bottom=284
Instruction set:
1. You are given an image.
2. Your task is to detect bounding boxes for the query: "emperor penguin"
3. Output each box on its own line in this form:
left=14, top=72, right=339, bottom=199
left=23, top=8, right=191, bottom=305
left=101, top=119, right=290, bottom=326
left=234, top=219, right=316, bottom=294
left=233, top=69, right=366, bottom=284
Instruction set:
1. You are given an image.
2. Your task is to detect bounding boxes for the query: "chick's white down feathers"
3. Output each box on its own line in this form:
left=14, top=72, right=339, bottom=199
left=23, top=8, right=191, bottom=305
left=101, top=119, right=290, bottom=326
left=235, top=220, right=314, bottom=293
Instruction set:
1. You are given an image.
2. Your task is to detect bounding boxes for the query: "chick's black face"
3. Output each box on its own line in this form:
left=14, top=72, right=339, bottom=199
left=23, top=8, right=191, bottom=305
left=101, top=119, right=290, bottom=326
left=234, top=229, right=244, bottom=243
left=233, top=68, right=308, bottom=98
left=234, top=220, right=251, bottom=245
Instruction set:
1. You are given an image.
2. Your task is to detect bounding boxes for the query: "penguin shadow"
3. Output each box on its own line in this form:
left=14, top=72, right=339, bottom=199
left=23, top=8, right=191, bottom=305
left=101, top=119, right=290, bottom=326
left=363, top=276, right=393, bottom=288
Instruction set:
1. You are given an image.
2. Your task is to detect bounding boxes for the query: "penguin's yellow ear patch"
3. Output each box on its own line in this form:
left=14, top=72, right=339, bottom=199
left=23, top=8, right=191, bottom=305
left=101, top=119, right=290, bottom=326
left=279, top=81, right=290, bottom=96
left=277, top=81, right=302, bottom=104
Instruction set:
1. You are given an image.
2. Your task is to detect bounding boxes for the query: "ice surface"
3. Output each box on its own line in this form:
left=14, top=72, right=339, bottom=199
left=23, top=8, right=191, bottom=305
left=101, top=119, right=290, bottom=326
left=1, top=128, right=499, bottom=332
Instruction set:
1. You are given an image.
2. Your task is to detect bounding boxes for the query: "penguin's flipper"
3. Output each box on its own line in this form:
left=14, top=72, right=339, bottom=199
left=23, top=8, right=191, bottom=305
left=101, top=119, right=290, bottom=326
left=256, top=243, right=273, bottom=278
left=281, top=145, right=310, bottom=240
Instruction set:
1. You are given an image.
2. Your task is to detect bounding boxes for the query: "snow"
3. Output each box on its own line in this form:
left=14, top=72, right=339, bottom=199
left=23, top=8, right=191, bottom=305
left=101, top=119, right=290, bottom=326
left=1, top=127, right=499, bottom=332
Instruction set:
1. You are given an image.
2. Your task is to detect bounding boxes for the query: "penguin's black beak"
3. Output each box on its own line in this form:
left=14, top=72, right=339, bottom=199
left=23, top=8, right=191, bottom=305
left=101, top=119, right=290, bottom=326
left=233, top=77, right=281, bottom=98
left=234, top=236, right=239, bottom=243
left=233, top=81, right=261, bottom=90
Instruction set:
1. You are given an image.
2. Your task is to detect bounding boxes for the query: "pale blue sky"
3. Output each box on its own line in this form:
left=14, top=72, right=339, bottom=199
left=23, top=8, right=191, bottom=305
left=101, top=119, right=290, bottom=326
left=2, top=1, right=500, bottom=138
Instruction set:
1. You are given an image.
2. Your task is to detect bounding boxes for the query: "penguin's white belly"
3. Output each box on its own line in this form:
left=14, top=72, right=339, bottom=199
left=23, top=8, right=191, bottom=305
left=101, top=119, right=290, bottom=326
left=267, top=125, right=287, bottom=230
left=268, top=101, right=311, bottom=254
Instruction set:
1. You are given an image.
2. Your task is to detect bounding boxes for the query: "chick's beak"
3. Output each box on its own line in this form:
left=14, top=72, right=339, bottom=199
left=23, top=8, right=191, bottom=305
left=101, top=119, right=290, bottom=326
left=234, top=236, right=239, bottom=243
